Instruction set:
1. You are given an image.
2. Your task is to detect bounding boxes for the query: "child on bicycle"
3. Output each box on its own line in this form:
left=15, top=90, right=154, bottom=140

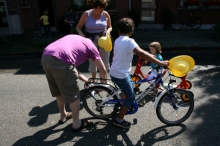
left=145, top=42, right=163, bottom=97
left=110, top=18, right=169, bottom=129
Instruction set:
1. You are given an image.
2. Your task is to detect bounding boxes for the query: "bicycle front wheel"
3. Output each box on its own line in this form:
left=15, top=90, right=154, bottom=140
left=156, top=88, right=194, bottom=125
left=190, top=17, right=201, bottom=30
left=171, top=17, right=184, bottom=30
left=83, top=86, right=119, bottom=119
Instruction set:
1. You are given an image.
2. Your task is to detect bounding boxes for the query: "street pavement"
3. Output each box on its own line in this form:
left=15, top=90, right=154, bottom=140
left=0, top=50, right=220, bottom=146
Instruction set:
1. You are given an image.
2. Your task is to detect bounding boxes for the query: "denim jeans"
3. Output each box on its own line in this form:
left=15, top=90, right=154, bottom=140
left=110, top=75, right=135, bottom=109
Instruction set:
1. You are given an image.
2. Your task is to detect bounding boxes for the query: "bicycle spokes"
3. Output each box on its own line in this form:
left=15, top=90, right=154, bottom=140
left=168, top=94, right=179, bottom=110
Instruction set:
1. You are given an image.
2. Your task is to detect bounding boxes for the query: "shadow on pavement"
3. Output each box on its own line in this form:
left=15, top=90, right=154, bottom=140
left=136, top=125, right=187, bottom=145
left=28, top=100, right=59, bottom=127
left=12, top=118, right=125, bottom=146
left=186, top=66, right=220, bottom=145
left=27, top=90, right=85, bottom=127
left=13, top=118, right=186, bottom=146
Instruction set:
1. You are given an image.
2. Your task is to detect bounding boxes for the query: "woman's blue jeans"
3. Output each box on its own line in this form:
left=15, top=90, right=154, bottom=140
left=110, top=75, right=135, bottom=109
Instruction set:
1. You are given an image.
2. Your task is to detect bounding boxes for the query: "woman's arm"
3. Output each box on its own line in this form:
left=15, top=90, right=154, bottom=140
left=76, top=11, right=88, bottom=37
left=104, top=12, right=112, bottom=35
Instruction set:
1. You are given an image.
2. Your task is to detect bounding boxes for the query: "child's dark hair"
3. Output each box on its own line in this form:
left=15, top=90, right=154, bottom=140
left=118, top=17, right=135, bottom=35
left=149, top=42, right=162, bottom=53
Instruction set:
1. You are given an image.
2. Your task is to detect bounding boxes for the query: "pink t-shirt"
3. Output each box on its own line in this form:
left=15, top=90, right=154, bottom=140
left=42, top=35, right=101, bottom=66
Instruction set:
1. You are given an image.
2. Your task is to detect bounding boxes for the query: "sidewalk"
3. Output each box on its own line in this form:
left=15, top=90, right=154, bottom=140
left=0, top=29, right=219, bottom=56
left=134, top=29, right=220, bottom=50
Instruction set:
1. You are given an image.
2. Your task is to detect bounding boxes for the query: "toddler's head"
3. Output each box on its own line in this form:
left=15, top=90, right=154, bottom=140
left=149, top=42, right=162, bottom=55
left=118, top=17, right=135, bottom=36
left=43, top=11, right=48, bottom=15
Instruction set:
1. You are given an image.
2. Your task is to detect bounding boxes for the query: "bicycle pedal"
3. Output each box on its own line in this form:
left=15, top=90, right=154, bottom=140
left=152, top=97, right=155, bottom=102
left=137, top=100, right=146, bottom=107
left=135, top=91, right=142, bottom=95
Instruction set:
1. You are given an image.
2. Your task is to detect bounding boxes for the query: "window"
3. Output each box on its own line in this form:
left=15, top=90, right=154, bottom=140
left=22, top=0, right=30, bottom=6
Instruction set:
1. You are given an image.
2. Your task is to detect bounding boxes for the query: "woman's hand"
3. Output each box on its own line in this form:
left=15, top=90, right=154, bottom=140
left=106, top=31, right=110, bottom=36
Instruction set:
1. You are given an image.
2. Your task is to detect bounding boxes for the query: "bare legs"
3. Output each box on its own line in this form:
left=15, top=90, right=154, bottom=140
left=56, top=95, right=81, bottom=129
left=117, top=106, right=128, bottom=120
left=56, top=95, right=68, bottom=121
left=69, top=99, right=81, bottom=129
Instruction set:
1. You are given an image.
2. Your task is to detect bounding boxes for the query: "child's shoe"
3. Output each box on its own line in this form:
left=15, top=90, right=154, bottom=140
left=113, top=119, right=131, bottom=128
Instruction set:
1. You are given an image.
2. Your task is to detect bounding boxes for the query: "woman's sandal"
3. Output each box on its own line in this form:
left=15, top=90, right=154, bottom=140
left=72, top=120, right=91, bottom=132
left=58, top=112, right=72, bottom=124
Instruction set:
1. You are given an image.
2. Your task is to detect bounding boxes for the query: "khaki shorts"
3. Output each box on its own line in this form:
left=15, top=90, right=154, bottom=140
left=41, top=55, right=79, bottom=103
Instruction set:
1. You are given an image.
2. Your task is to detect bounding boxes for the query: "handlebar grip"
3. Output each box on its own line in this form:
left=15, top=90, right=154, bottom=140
left=169, top=79, right=176, bottom=84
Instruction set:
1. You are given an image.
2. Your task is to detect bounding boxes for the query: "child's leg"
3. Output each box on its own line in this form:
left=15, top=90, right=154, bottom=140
left=148, top=69, right=157, bottom=84
left=145, top=68, right=152, bottom=78
left=110, top=75, right=135, bottom=128
left=120, top=93, right=126, bottom=100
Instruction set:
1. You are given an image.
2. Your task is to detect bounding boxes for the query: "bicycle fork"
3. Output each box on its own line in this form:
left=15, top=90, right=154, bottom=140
left=162, top=84, right=179, bottom=110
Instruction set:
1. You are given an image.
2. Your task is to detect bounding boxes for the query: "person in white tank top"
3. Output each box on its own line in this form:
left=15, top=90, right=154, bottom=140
left=76, top=0, right=112, bottom=81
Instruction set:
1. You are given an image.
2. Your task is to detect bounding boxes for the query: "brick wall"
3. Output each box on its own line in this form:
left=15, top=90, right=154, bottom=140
left=156, top=0, right=220, bottom=24
left=57, top=0, right=68, bottom=20
left=115, top=0, right=129, bottom=21
left=16, top=0, right=38, bottom=32
left=135, top=0, right=220, bottom=24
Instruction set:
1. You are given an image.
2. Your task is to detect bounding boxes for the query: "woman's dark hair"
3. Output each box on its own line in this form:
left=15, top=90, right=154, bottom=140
left=118, top=17, right=135, bottom=35
left=92, top=0, right=108, bottom=9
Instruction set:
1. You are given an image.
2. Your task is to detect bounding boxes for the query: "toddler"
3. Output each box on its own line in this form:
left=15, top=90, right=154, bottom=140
left=145, top=42, right=163, bottom=96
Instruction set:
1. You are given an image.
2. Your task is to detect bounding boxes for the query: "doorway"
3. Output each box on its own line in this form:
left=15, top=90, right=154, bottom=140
left=141, top=0, right=156, bottom=23
left=38, top=0, right=55, bottom=27
left=0, top=0, right=9, bottom=34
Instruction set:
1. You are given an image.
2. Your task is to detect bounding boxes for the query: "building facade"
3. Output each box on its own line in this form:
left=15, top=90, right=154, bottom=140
left=1, top=0, right=220, bottom=35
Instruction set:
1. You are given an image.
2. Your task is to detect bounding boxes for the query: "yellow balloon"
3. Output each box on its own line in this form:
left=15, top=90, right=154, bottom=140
left=98, top=35, right=112, bottom=52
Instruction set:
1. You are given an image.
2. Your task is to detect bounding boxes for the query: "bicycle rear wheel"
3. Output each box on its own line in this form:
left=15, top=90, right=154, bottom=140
left=83, top=86, right=119, bottom=119
left=156, top=88, right=194, bottom=125
left=171, top=17, right=184, bottom=30
left=190, top=17, right=201, bottom=30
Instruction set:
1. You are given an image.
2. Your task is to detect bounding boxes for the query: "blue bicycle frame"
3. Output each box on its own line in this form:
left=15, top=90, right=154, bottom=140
left=102, top=73, right=165, bottom=115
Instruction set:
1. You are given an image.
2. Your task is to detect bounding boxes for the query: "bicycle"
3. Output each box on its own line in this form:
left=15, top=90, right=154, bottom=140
left=37, top=24, right=55, bottom=38
left=130, top=57, right=192, bottom=90
left=82, top=69, right=194, bottom=125
left=171, top=11, right=201, bottom=30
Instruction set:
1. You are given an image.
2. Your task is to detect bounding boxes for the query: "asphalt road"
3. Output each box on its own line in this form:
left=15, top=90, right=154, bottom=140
left=0, top=50, right=220, bottom=146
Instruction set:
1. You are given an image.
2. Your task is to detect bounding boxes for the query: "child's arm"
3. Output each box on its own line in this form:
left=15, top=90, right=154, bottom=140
left=133, top=47, right=169, bottom=66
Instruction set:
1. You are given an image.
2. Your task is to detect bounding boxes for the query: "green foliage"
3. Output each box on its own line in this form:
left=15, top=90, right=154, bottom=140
left=212, top=22, right=220, bottom=41
left=161, top=7, right=172, bottom=26
left=129, top=8, right=141, bottom=27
